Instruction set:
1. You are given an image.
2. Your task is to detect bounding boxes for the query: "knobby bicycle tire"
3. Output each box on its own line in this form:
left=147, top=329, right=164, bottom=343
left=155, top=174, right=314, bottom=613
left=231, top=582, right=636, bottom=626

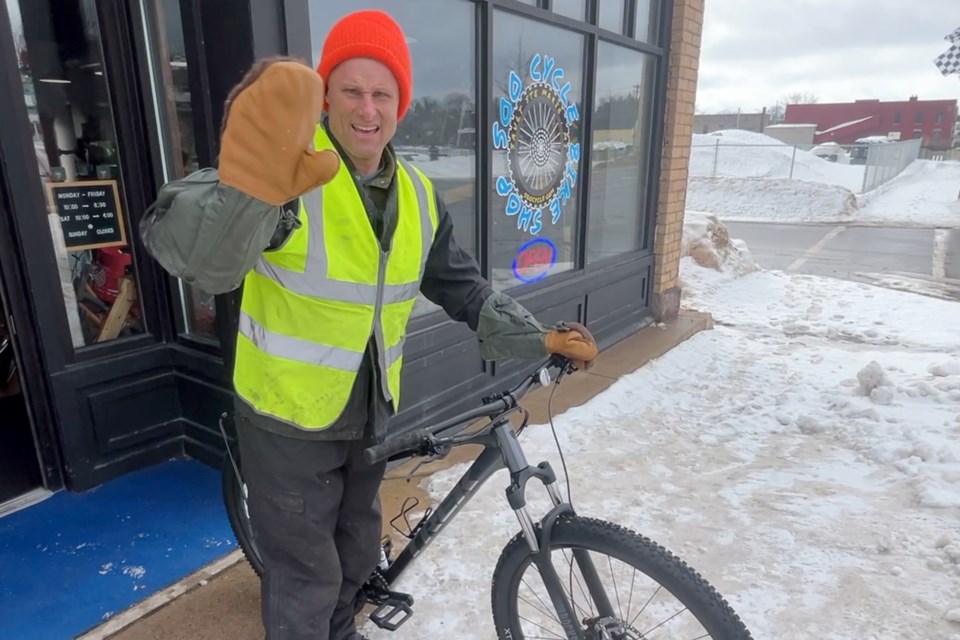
left=221, top=454, right=265, bottom=577
left=491, top=515, right=753, bottom=640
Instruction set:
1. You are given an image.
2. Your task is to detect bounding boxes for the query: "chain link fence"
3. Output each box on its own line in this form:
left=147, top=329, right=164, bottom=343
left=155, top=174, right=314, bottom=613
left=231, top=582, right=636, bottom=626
left=691, top=138, right=923, bottom=194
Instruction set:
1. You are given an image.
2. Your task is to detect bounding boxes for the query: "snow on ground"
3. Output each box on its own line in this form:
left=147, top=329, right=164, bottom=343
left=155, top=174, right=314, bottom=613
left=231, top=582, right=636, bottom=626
left=686, top=176, right=858, bottom=223
left=857, top=160, right=960, bottom=227
left=364, top=216, right=960, bottom=640
left=690, top=130, right=866, bottom=192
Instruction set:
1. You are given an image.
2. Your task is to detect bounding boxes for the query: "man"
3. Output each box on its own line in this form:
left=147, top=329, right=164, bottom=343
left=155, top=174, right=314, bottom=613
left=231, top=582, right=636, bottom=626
left=143, top=10, right=597, bottom=640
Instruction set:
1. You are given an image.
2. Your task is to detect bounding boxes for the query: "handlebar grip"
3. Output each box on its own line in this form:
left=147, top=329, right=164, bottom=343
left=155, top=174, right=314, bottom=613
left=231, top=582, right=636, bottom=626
left=363, top=430, right=427, bottom=465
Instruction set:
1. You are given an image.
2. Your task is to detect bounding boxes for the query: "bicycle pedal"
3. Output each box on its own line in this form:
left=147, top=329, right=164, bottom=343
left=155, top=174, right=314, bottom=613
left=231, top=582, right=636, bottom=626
left=369, top=594, right=414, bottom=631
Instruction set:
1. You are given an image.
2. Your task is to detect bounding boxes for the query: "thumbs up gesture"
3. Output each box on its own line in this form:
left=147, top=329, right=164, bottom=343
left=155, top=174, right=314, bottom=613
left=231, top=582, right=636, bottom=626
left=218, top=58, right=340, bottom=206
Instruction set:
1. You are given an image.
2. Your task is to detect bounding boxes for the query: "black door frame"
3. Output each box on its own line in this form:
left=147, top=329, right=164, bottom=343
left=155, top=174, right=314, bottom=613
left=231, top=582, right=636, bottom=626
left=0, top=0, right=65, bottom=491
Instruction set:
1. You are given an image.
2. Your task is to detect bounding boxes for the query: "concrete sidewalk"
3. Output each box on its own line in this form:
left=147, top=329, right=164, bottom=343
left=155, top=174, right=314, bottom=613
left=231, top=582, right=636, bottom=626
left=81, top=310, right=712, bottom=640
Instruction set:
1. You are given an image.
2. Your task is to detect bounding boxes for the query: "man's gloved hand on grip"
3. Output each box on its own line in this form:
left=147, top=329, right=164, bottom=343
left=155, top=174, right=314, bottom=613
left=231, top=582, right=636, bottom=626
left=219, top=59, right=340, bottom=206
left=544, top=321, right=598, bottom=370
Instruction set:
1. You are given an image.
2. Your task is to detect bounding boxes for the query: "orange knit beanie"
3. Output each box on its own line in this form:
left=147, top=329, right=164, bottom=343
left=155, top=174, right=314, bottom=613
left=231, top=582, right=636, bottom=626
left=317, top=10, right=412, bottom=120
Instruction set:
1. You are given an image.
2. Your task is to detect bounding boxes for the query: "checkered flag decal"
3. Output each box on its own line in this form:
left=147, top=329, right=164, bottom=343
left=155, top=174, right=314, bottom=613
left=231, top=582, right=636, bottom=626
left=935, top=27, right=960, bottom=77
left=935, top=45, right=960, bottom=77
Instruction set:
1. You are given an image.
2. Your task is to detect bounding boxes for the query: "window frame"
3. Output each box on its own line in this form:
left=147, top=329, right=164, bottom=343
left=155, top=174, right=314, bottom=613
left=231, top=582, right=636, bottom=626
left=130, top=0, right=228, bottom=354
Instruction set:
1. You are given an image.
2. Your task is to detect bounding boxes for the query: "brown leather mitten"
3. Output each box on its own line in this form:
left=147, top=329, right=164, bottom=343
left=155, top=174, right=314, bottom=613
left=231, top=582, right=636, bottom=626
left=219, top=59, right=340, bottom=206
left=544, top=321, right=598, bottom=370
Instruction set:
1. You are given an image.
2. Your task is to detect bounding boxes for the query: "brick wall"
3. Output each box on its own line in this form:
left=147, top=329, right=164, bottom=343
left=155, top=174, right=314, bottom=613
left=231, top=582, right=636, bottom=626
left=652, top=0, right=704, bottom=322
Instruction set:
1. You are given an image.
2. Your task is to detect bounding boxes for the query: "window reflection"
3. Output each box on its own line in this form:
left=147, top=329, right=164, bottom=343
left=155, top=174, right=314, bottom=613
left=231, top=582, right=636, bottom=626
left=491, top=12, right=584, bottom=290
left=552, top=0, right=586, bottom=21
left=8, top=0, right=146, bottom=348
left=588, top=42, right=655, bottom=262
left=598, top=0, right=625, bottom=33
left=308, top=1, right=477, bottom=318
left=634, top=0, right=660, bottom=44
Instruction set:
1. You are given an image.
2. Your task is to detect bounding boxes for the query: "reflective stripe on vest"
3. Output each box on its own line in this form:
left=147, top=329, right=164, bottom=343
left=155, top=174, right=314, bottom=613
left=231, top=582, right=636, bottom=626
left=233, top=125, right=439, bottom=430
left=253, top=158, right=434, bottom=305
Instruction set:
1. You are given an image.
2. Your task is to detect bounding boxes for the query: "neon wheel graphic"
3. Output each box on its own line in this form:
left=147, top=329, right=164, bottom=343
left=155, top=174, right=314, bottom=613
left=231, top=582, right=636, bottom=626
left=508, top=84, right=571, bottom=208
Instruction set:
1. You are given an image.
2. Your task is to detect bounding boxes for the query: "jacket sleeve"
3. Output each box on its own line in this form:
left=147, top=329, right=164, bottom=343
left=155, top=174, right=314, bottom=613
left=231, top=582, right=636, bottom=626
left=140, top=168, right=298, bottom=295
left=420, top=190, right=550, bottom=361
left=418, top=191, right=492, bottom=331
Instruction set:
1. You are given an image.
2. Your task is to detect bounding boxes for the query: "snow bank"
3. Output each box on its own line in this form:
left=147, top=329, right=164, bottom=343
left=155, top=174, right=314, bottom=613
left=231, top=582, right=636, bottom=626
left=857, top=160, right=960, bottom=227
left=691, top=130, right=866, bottom=192
left=681, top=260, right=959, bottom=353
left=686, top=176, right=858, bottom=223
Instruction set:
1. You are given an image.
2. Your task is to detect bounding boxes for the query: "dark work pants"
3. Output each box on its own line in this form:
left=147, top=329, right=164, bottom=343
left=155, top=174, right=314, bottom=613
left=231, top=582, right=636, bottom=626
left=236, top=414, right=387, bottom=640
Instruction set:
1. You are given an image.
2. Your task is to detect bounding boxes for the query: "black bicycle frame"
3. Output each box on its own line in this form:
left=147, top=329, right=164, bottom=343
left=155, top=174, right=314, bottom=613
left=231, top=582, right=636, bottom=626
left=382, top=416, right=616, bottom=640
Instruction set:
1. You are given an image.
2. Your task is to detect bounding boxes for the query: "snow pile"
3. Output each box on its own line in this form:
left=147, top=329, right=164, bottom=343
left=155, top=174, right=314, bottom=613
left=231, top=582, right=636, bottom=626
left=857, top=160, right=960, bottom=227
left=681, top=264, right=959, bottom=352
left=686, top=176, right=858, bottom=222
left=690, top=129, right=866, bottom=192
left=681, top=211, right=758, bottom=275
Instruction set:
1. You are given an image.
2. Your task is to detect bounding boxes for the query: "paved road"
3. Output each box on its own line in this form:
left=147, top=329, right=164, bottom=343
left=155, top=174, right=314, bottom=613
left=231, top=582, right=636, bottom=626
left=724, top=221, right=960, bottom=301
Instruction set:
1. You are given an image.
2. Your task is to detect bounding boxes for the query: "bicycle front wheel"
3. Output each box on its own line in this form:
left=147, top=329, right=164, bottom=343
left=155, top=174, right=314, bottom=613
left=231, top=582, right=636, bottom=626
left=491, top=515, right=753, bottom=640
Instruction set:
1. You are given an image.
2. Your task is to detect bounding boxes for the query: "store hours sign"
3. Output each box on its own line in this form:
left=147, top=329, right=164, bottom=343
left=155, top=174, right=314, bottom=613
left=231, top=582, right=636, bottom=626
left=493, top=53, right=581, bottom=239
left=47, top=180, right=127, bottom=251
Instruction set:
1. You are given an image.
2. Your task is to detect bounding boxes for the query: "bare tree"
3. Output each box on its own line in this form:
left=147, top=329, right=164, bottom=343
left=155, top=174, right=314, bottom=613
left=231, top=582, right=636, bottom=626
left=783, top=92, right=819, bottom=105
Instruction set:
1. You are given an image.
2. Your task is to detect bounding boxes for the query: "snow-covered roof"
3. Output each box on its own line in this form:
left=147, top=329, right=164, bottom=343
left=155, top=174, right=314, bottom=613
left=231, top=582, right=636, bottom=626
left=815, top=115, right=875, bottom=135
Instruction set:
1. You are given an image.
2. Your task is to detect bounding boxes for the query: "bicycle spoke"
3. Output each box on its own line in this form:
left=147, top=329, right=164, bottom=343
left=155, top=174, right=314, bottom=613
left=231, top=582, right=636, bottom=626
left=625, top=567, right=637, bottom=626
left=560, top=549, right=596, bottom=621
left=519, top=577, right=563, bottom=624
left=640, top=605, right=689, bottom=637
left=531, top=558, right=592, bottom=623
left=607, top=554, right=623, bottom=620
left=517, top=615, right=567, bottom=640
left=630, top=584, right=663, bottom=628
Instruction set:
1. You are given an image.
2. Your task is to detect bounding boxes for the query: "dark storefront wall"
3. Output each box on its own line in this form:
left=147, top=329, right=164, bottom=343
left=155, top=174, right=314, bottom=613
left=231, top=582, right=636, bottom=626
left=0, top=0, right=669, bottom=495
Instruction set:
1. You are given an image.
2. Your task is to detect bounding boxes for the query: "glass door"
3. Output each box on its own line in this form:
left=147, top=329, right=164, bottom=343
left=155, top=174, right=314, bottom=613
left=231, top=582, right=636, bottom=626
left=4, top=0, right=152, bottom=350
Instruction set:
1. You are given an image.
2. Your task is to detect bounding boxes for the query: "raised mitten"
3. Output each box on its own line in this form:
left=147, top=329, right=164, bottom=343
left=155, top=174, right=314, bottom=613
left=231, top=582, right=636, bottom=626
left=219, top=60, right=340, bottom=205
left=544, top=321, right=598, bottom=370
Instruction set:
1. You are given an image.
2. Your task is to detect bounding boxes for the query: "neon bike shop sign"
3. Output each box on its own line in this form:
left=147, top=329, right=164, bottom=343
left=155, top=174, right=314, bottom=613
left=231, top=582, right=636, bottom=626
left=493, top=53, right=581, bottom=238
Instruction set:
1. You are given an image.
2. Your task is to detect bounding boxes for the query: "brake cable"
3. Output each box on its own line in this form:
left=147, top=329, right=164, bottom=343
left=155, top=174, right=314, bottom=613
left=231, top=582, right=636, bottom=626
left=547, top=364, right=574, bottom=507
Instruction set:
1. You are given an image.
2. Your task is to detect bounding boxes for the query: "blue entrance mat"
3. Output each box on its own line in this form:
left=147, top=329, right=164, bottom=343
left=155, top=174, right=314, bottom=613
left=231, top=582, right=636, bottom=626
left=0, top=457, right=238, bottom=640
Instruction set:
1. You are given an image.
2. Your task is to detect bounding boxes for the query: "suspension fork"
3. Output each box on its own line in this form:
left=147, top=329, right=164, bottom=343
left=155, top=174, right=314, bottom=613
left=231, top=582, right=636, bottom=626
left=495, top=423, right=617, bottom=636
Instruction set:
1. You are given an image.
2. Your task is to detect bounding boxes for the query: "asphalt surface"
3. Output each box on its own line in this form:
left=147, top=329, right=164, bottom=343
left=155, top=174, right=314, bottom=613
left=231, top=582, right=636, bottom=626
left=724, top=221, right=960, bottom=301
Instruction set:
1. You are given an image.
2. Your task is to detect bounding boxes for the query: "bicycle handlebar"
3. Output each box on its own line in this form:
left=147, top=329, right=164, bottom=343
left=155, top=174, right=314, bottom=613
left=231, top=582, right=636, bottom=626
left=363, top=354, right=571, bottom=465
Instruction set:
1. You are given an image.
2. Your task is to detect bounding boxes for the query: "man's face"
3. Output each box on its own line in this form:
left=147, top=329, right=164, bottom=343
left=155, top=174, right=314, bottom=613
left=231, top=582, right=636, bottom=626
left=325, top=58, right=400, bottom=174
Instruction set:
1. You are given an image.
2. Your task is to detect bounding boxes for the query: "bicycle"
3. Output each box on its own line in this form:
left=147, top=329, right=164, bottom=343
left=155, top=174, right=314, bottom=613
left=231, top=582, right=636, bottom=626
left=220, top=355, right=754, bottom=639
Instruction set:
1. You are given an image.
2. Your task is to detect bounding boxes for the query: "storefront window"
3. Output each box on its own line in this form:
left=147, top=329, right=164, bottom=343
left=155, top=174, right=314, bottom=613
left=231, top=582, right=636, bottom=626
left=588, top=41, right=655, bottom=263
left=491, top=12, right=584, bottom=290
left=141, top=0, right=215, bottom=340
left=308, top=1, right=477, bottom=317
left=598, top=0, right=625, bottom=33
left=634, top=0, right=660, bottom=44
left=7, top=0, right=146, bottom=348
left=552, top=0, right=586, bottom=21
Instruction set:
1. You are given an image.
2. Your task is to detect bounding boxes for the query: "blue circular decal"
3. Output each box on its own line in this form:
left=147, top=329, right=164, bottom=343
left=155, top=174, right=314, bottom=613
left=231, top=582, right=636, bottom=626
left=512, top=237, right=558, bottom=283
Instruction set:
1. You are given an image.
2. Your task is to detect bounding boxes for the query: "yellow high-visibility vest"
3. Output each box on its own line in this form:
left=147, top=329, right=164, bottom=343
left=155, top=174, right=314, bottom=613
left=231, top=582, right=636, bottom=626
left=233, top=125, right=439, bottom=430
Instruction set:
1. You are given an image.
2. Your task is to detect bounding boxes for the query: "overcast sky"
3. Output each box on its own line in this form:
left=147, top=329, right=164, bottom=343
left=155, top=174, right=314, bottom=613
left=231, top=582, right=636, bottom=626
left=696, top=0, right=960, bottom=113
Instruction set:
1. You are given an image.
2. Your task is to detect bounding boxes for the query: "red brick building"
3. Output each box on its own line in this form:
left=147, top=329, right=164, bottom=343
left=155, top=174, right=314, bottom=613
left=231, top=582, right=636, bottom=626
left=785, top=97, right=958, bottom=149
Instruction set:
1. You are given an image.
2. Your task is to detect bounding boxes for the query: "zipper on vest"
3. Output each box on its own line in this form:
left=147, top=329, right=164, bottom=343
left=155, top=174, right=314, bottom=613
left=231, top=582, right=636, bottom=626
left=373, top=248, right=392, bottom=403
